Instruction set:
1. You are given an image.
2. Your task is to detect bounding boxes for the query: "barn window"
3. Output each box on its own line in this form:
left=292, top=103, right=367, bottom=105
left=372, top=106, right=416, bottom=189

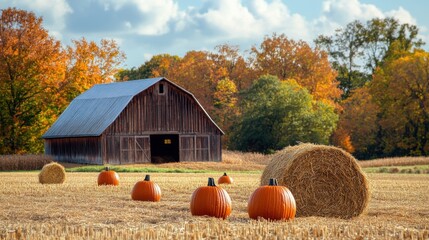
left=164, top=139, right=171, bottom=144
left=159, top=83, right=164, bottom=94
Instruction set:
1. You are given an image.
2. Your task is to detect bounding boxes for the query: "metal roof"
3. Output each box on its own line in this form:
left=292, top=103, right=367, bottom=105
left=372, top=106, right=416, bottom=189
left=43, top=77, right=223, bottom=139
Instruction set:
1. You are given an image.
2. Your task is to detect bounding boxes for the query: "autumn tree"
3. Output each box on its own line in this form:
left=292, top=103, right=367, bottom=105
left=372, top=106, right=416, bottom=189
left=251, top=33, right=341, bottom=106
left=166, top=51, right=224, bottom=114
left=331, top=87, right=380, bottom=158
left=210, top=44, right=254, bottom=91
left=315, top=17, right=424, bottom=98
left=61, top=38, right=125, bottom=107
left=371, top=50, right=429, bottom=156
left=115, top=54, right=179, bottom=81
left=213, top=78, right=238, bottom=144
left=0, top=8, right=66, bottom=153
left=229, top=75, right=338, bottom=153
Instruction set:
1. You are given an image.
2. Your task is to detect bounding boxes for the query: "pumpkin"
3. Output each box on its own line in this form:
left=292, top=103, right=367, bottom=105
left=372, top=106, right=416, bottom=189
left=248, top=178, right=296, bottom=220
left=131, top=175, right=161, bottom=201
left=97, top=167, right=120, bottom=186
left=218, top=172, right=233, bottom=184
left=190, top=177, right=232, bottom=219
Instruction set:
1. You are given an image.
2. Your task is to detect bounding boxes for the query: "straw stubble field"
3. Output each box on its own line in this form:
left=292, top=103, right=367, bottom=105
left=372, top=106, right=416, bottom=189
left=0, top=172, right=428, bottom=239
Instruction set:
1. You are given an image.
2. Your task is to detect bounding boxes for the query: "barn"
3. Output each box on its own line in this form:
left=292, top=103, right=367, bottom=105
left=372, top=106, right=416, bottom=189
left=42, top=77, right=224, bottom=165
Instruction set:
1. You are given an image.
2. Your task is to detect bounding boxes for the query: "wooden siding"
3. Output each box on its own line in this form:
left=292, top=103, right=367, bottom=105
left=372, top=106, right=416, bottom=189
left=103, top=80, right=222, bottom=163
left=45, top=137, right=102, bottom=164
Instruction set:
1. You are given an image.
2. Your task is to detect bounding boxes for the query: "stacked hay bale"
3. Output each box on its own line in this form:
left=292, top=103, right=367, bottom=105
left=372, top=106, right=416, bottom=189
left=39, top=162, right=66, bottom=184
left=261, top=143, right=369, bottom=219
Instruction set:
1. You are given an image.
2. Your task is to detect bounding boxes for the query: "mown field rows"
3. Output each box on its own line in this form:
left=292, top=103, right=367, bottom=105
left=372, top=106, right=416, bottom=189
left=0, top=172, right=428, bottom=239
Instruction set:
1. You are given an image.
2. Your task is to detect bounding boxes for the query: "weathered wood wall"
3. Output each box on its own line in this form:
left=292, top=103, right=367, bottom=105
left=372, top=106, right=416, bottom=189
left=44, top=137, right=102, bottom=164
left=103, top=80, right=222, bottom=164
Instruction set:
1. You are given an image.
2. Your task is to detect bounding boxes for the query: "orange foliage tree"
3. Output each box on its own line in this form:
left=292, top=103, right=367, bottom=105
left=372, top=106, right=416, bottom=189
left=0, top=8, right=66, bottom=153
left=0, top=8, right=126, bottom=154
left=251, top=33, right=341, bottom=107
left=331, top=87, right=379, bottom=157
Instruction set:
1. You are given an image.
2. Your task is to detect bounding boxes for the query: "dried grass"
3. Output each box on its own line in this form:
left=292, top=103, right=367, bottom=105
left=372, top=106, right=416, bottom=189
left=359, top=156, right=429, bottom=168
left=0, top=154, right=53, bottom=171
left=38, top=162, right=66, bottom=184
left=261, top=143, right=370, bottom=219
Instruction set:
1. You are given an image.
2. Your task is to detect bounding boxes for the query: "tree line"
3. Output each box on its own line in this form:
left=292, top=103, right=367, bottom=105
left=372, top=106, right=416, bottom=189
left=1, top=8, right=427, bottom=159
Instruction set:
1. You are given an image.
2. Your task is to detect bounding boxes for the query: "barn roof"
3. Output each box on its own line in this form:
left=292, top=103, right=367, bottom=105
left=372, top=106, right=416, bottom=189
left=43, top=77, right=223, bottom=138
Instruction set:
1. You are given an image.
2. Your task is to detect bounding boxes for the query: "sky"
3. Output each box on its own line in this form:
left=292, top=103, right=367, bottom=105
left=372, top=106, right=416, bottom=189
left=2, top=0, right=429, bottom=68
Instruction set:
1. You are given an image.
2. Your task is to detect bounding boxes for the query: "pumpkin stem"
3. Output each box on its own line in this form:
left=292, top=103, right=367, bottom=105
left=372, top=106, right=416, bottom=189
left=208, top=177, right=216, bottom=186
left=269, top=178, right=278, bottom=186
left=223, top=172, right=227, bottom=176
left=144, top=175, right=150, bottom=181
left=104, top=166, right=109, bottom=171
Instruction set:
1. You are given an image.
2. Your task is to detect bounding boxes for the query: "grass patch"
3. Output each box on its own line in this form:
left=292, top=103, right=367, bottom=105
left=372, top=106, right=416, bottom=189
left=363, top=165, right=429, bottom=174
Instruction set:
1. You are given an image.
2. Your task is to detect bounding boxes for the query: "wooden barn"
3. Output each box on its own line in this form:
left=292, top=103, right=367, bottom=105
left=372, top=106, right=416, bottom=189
left=42, top=77, right=224, bottom=165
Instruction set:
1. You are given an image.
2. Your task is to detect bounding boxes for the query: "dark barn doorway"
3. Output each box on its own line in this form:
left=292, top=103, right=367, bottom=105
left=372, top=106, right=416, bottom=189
left=150, top=134, right=179, bottom=163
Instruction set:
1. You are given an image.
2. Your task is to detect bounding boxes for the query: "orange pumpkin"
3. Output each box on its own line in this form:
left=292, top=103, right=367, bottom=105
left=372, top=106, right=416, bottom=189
left=190, top=177, right=232, bottom=219
left=218, top=172, right=233, bottom=184
left=97, top=167, right=120, bottom=186
left=248, top=178, right=296, bottom=220
left=131, top=175, right=161, bottom=202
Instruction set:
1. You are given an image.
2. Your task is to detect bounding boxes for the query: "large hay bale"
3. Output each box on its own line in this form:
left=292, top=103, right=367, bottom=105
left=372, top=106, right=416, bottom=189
left=38, top=162, right=66, bottom=184
left=261, top=143, right=369, bottom=219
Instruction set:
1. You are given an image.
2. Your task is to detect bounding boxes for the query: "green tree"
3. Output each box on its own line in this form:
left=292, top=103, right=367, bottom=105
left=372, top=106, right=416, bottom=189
left=229, top=75, right=338, bottom=153
left=315, top=17, right=424, bottom=98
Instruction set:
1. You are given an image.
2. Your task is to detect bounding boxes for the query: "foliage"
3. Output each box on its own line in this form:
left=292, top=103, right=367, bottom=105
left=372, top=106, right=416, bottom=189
left=0, top=8, right=65, bottom=154
left=229, top=75, right=338, bottom=153
left=0, top=8, right=125, bottom=154
left=371, top=50, right=429, bottom=156
left=252, top=33, right=341, bottom=106
left=115, top=54, right=179, bottom=81
left=315, top=17, right=424, bottom=98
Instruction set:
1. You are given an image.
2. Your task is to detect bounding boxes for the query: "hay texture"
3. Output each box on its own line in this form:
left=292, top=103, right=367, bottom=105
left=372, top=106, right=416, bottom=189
left=261, top=143, right=369, bottom=219
left=38, top=162, right=66, bottom=184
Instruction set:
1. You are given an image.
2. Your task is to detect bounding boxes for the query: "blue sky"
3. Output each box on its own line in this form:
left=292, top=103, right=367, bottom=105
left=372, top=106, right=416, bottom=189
left=2, top=0, right=428, bottom=68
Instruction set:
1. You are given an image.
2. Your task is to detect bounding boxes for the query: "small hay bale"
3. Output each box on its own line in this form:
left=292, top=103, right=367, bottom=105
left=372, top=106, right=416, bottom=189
left=261, top=143, right=369, bottom=219
left=38, top=162, right=66, bottom=184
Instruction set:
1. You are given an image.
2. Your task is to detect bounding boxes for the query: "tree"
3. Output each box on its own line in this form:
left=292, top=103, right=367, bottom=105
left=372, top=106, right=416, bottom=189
left=252, top=33, right=341, bottom=106
left=371, top=50, right=429, bottom=156
left=0, top=8, right=65, bottom=153
left=315, top=17, right=424, bottom=98
left=331, top=87, right=380, bottom=158
left=210, top=44, right=254, bottom=91
left=61, top=38, right=125, bottom=106
left=115, top=54, right=180, bottom=81
left=167, top=51, right=222, bottom=114
left=229, top=75, right=338, bottom=153
left=213, top=78, right=238, bottom=144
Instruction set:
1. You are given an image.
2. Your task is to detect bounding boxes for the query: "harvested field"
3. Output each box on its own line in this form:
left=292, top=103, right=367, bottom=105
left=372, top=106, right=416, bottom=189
left=0, top=172, right=428, bottom=239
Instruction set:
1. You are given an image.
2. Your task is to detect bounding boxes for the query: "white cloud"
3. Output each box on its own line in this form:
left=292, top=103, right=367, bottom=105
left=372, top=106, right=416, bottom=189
left=99, top=0, right=181, bottom=35
left=0, top=0, right=73, bottom=39
left=322, top=0, right=384, bottom=24
left=385, top=7, right=417, bottom=25
left=194, top=0, right=309, bottom=41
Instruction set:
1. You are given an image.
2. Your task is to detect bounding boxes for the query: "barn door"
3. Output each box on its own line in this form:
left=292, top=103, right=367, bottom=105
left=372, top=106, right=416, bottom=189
left=120, top=136, right=150, bottom=164
left=179, top=135, right=210, bottom=161
left=135, top=136, right=150, bottom=163
left=179, top=135, right=195, bottom=161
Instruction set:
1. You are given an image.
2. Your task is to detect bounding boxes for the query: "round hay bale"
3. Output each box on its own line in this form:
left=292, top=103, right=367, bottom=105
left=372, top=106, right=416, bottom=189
left=261, top=143, right=369, bottom=219
left=38, top=162, right=66, bottom=184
